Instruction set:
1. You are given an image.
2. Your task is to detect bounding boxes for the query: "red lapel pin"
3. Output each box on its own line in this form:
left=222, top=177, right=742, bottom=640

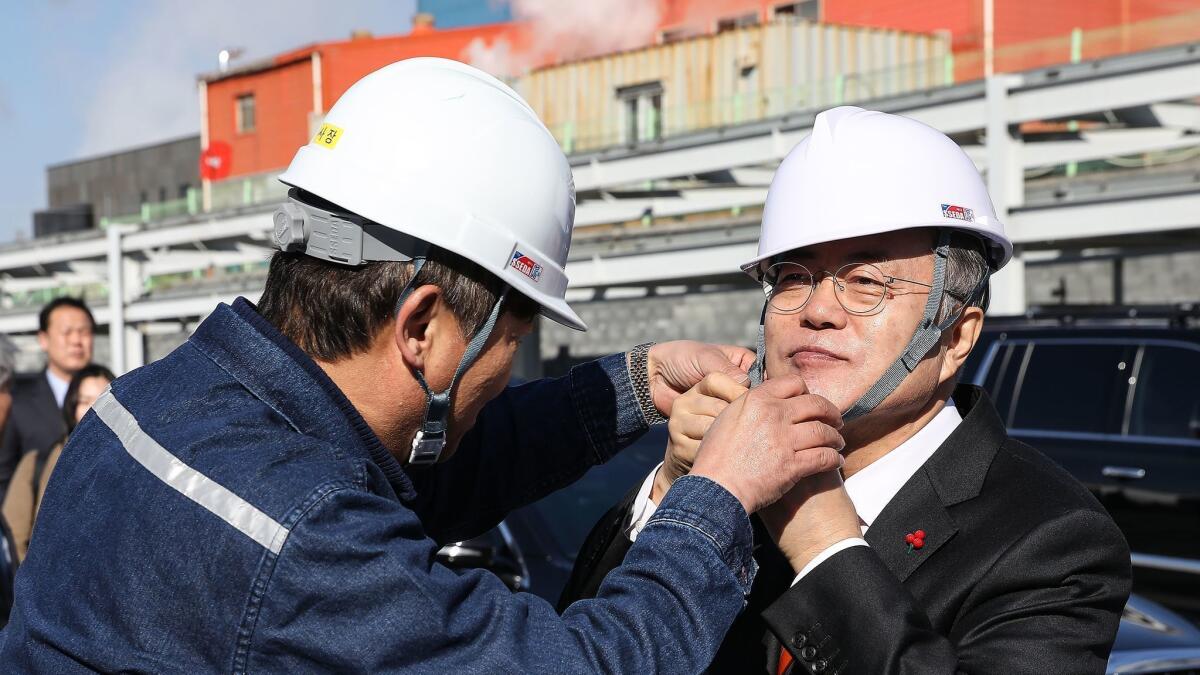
left=904, top=529, right=926, bottom=554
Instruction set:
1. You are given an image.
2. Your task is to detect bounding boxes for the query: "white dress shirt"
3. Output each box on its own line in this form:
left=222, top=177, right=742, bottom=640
left=627, top=400, right=963, bottom=585
left=46, top=369, right=69, bottom=408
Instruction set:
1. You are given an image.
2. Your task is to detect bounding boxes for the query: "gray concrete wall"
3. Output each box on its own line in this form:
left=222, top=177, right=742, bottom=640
left=46, top=135, right=200, bottom=220
left=1124, top=251, right=1200, bottom=304
left=1026, top=250, right=1200, bottom=308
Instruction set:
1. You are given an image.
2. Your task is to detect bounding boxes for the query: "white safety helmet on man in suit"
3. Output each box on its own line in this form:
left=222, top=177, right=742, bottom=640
left=741, top=106, right=1013, bottom=419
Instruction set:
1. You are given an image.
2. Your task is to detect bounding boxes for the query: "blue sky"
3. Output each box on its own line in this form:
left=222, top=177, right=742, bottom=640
left=0, top=0, right=419, bottom=243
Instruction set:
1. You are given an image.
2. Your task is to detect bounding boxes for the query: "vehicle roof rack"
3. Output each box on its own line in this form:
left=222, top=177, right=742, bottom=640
left=989, top=303, right=1200, bottom=330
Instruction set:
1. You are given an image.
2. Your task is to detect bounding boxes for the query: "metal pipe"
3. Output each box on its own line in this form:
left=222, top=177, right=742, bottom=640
left=983, top=0, right=995, bottom=79
left=106, top=225, right=126, bottom=374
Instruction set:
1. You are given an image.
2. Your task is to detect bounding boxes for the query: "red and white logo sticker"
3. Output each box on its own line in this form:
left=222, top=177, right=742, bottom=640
left=941, top=203, right=975, bottom=222
left=510, top=249, right=544, bottom=283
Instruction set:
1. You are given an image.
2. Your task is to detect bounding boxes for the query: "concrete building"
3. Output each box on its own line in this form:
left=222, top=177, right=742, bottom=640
left=34, top=135, right=200, bottom=236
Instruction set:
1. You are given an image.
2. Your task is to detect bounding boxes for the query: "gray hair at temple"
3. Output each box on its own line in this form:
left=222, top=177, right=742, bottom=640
left=0, top=334, right=18, bottom=392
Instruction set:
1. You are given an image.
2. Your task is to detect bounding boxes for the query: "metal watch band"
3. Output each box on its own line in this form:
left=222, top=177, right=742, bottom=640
left=629, top=342, right=667, bottom=426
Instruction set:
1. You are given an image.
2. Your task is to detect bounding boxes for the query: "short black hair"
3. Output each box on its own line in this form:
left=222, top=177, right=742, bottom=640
left=937, top=229, right=992, bottom=322
left=39, top=297, right=96, bottom=333
left=63, top=363, right=115, bottom=434
left=258, top=250, right=539, bottom=363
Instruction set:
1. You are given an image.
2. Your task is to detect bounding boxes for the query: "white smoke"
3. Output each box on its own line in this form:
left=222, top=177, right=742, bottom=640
left=464, top=0, right=664, bottom=76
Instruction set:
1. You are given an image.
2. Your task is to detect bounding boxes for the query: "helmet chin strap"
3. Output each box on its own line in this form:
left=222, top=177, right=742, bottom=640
left=747, top=231, right=989, bottom=422
left=396, top=257, right=510, bottom=465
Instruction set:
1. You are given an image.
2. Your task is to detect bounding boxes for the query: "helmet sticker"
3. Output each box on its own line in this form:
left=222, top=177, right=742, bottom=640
left=313, top=123, right=344, bottom=149
left=510, top=249, right=544, bottom=282
left=941, top=203, right=975, bottom=222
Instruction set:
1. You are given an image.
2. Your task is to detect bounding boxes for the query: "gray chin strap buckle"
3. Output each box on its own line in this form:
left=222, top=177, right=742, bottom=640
left=409, top=430, right=446, bottom=465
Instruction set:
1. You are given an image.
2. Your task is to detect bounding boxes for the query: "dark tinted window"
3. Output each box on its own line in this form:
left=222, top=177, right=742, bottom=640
left=1010, top=343, right=1128, bottom=433
left=981, top=343, right=1023, bottom=423
left=962, top=337, right=996, bottom=384
left=529, top=427, right=665, bottom=558
left=1129, top=345, right=1200, bottom=440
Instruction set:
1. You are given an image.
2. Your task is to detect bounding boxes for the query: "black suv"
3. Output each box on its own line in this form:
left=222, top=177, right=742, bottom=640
left=962, top=305, right=1200, bottom=617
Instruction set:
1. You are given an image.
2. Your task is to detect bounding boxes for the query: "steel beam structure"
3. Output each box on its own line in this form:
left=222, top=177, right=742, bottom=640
left=0, top=43, right=1197, bottom=337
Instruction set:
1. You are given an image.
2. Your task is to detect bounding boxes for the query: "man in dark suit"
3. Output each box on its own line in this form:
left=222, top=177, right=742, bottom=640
left=0, top=298, right=95, bottom=502
left=560, top=107, right=1131, bottom=674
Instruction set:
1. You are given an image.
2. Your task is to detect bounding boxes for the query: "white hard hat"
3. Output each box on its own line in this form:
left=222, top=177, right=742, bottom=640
left=279, top=57, right=585, bottom=331
left=742, top=106, right=1013, bottom=280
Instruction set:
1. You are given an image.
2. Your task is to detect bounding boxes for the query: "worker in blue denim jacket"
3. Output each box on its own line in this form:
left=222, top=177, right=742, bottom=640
left=0, top=59, right=844, bottom=674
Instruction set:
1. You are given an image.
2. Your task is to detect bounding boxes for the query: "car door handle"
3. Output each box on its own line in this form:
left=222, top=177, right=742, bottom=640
left=1102, top=466, right=1146, bottom=479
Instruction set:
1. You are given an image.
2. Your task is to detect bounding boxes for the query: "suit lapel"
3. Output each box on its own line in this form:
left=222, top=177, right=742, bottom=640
left=36, top=370, right=61, bottom=415
left=862, top=385, right=1007, bottom=582
left=863, top=469, right=957, bottom=582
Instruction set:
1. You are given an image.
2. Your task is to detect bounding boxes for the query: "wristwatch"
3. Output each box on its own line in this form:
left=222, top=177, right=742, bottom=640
left=629, top=342, right=667, bottom=426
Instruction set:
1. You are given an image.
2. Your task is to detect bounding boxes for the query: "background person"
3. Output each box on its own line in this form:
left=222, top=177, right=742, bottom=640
left=0, top=334, right=16, bottom=627
left=3, top=364, right=114, bottom=562
left=0, top=298, right=95, bottom=502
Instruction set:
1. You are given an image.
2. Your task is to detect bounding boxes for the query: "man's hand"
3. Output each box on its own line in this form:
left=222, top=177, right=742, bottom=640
left=759, top=470, right=862, bottom=573
left=646, top=342, right=754, bottom=418
left=690, top=374, right=844, bottom=515
left=652, top=373, right=748, bottom=502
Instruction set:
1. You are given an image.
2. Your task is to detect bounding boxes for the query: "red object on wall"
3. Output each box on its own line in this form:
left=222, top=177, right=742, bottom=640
left=199, top=141, right=233, bottom=181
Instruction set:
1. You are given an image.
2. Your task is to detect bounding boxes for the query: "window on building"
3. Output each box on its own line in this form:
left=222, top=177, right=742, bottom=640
left=158, top=186, right=167, bottom=202
left=717, top=12, right=760, bottom=33
left=236, top=93, right=256, bottom=133
left=178, top=183, right=191, bottom=199
left=617, top=82, right=664, bottom=146
left=1009, top=343, right=1130, bottom=433
left=775, top=1, right=820, bottom=21
left=1128, top=346, right=1200, bottom=439
left=659, top=28, right=689, bottom=44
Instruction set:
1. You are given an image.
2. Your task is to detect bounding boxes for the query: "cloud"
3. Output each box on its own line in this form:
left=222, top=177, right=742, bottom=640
left=76, top=0, right=414, bottom=157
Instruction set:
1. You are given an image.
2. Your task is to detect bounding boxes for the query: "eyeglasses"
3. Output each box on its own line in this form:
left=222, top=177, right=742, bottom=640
left=761, top=261, right=933, bottom=315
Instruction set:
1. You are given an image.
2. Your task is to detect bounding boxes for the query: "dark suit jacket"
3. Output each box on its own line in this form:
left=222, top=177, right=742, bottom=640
left=560, top=385, right=1132, bottom=674
left=0, top=371, right=66, bottom=499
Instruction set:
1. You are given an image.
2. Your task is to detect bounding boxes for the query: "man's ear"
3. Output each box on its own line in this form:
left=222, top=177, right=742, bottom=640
left=940, top=305, right=984, bottom=385
left=394, top=285, right=443, bottom=372
left=36, top=331, right=49, bottom=353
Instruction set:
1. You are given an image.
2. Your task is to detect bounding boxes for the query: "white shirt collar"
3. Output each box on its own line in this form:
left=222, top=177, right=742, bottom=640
left=46, top=369, right=69, bottom=408
left=843, top=399, right=962, bottom=530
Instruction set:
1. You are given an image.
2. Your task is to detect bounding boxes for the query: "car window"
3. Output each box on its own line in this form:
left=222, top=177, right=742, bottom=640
left=980, top=343, right=1023, bottom=423
left=1009, top=343, right=1128, bottom=433
left=529, top=426, right=666, bottom=560
left=962, top=338, right=995, bottom=384
left=1128, top=345, right=1200, bottom=440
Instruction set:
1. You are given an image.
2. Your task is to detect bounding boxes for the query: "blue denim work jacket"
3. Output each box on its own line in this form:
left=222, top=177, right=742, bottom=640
left=0, top=298, right=756, bottom=673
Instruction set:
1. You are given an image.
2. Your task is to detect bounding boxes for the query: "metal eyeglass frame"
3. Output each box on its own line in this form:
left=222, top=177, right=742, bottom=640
left=761, top=261, right=934, bottom=315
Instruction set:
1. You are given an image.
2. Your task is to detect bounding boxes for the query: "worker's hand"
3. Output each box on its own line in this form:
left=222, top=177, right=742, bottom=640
left=645, top=341, right=754, bottom=418
left=690, top=374, right=844, bottom=515
left=758, top=470, right=861, bottom=574
left=652, top=373, right=749, bottom=502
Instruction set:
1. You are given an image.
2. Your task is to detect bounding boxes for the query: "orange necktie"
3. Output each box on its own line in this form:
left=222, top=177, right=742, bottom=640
left=778, top=647, right=793, bottom=675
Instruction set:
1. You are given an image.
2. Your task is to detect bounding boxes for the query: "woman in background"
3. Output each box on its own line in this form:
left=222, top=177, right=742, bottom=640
left=2, top=363, right=114, bottom=562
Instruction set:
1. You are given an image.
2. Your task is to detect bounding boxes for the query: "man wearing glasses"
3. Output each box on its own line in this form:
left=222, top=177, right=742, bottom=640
left=561, top=106, right=1131, bottom=674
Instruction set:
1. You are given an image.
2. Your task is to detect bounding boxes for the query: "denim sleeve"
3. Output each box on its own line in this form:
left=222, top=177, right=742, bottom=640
left=248, top=475, right=756, bottom=674
left=406, top=352, right=648, bottom=544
